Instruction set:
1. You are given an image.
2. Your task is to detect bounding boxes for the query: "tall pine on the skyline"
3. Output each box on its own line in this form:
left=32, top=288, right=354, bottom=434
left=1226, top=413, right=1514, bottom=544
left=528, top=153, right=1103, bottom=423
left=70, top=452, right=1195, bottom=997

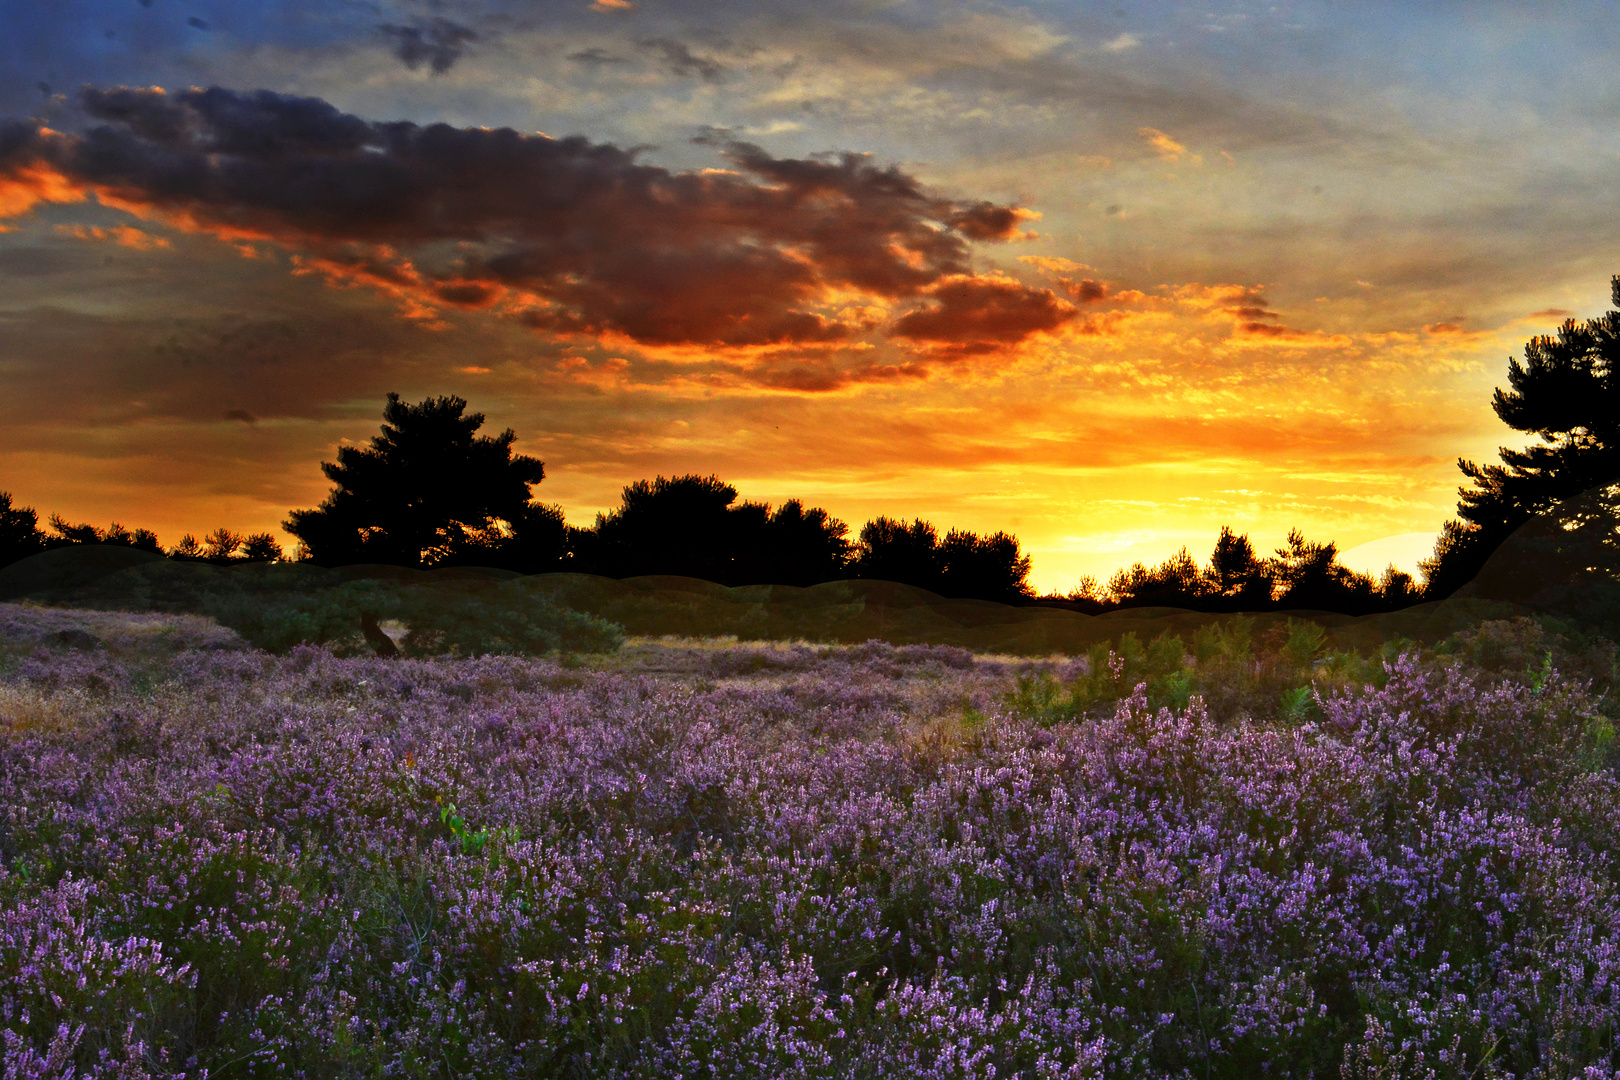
left=1423, top=276, right=1620, bottom=598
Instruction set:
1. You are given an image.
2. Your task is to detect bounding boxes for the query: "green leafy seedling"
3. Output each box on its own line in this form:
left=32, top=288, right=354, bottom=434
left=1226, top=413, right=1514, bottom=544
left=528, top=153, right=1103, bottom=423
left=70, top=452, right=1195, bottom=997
left=439, top=802, right=518, bottom=857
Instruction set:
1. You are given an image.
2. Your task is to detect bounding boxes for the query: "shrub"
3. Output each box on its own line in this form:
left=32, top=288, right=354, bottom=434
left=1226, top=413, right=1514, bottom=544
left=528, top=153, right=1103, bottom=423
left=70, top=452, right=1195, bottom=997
left=203, top=578, right=623, bottom=658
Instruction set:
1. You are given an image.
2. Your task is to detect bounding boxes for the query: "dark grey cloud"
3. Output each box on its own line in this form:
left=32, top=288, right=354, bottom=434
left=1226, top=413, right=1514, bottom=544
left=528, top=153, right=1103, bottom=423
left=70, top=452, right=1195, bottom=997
left=380, top=18, right=478, bottom=75
left=640, top=38, right=725, bottom=83
left=0, top=85, right=1063, bottom=351
left=567, top=46, right=626, bottom=67
left=892, top=277, right=1076, bottom=356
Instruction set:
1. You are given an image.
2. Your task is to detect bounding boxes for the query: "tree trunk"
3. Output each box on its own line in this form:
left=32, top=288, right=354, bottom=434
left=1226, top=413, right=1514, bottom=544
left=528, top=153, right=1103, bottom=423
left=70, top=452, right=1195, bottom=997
left=360, top=611, right=400, bottom=657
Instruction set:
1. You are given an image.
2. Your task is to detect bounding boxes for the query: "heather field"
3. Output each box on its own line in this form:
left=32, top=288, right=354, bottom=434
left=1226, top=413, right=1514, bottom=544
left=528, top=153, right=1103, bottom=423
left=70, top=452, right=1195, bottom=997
left=4, top=601, right=1620, bottom=1078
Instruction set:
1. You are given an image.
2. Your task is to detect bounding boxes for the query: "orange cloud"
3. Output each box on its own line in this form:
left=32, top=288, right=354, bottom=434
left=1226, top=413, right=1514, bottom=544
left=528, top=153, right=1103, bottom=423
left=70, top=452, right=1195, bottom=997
left=1019, top=255, right=1089, bottom=275
left=1138, top=282, right=1360, bottom=348
left=1172, top=284, right=1302, bottom=335
left=1019, top=256, right=1113, bottom=303
left=0, top=155, right=89, bottom=228
left=1071, top=310, right=1134, bottom=336
left=289, top=251, right=446, bottom=325
left=433, top=279, right=507, bottom=309
left=1138, top=126, right=1198, bottom=163
left=1171, top=283, right=1267, bottom=310
left=1236, top=321, right=1309, bottom=339
left=55, top=223, right=171, bottom=249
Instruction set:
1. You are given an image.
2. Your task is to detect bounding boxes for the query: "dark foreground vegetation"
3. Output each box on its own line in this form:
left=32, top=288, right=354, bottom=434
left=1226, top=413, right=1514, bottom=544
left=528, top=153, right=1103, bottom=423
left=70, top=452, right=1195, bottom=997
left=2, top=599, right=1620, bottom=1076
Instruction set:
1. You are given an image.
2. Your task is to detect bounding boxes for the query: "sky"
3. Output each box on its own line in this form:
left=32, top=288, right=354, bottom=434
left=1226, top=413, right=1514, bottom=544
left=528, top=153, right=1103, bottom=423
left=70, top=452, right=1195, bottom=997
left=3, top=1, right=1619, bottom=594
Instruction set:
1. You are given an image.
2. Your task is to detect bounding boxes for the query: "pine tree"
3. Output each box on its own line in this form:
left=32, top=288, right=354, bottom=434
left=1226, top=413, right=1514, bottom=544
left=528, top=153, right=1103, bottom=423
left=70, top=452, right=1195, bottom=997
left=1423, top=277, right=1620, bottom=598
left=1202, top=526, right=1275, bottom=609
left=0, top=491, right=45, bottom=568
left=284, top=393, right=548, bottom=568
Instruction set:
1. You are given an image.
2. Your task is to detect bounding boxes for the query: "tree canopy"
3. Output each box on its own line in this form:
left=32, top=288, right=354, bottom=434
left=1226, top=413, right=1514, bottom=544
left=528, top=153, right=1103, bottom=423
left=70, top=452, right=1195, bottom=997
left=169, top=528, right=285, bottom=564
left=850, top=517, right=1034, bottom=603
left=578, top=474, right=851, bottom=587
left=1205, top=526, right=1275, bottom=608
left=1423, top=278, right=1620, bottom=597
left=0, top=491, right=44, bottom=568
left=1100, top=526, right=1420, bottom=615
left=42, top=514, right=162, bottom=554
left=284, top=393, right=558, bottom=569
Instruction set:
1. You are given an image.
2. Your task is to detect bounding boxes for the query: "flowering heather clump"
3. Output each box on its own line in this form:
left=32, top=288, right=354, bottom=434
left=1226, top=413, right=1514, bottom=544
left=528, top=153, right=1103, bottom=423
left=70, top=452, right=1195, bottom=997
left=0, top=601, right=240, bottom=660
left=2, top=604, right=1619, bottom=1077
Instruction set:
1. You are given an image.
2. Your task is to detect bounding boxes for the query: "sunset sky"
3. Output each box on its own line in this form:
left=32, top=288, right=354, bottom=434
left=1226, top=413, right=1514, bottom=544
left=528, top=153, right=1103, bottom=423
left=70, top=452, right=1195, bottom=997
left=3, top=1, right=1618, bottom=593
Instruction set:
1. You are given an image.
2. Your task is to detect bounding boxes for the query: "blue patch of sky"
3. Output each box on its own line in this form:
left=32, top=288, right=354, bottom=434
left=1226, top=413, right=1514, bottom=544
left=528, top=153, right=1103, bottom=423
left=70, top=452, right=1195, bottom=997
left=0, top=1, right=381, bottom=116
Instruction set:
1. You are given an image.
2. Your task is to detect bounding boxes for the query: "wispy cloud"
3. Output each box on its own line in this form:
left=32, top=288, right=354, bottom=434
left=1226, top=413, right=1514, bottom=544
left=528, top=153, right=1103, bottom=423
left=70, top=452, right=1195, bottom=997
left=1138, top=126, right=1197, bottom=163
left=379, top=18, right=479, bottom=75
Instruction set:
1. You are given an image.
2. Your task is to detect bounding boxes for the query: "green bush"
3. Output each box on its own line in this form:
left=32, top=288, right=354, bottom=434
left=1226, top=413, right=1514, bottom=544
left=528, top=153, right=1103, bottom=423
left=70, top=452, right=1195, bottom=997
left=205, top=578, right=623, bottom=658
left=1007, top=616, right=1395, bottom=727
left=397, top=580, right=623, bottom=657
left=1436, top=616, right=1619, bottom=702
left=200, top=579, right=394, bottom=655
left=1192, top=615, right=1255, bottom=664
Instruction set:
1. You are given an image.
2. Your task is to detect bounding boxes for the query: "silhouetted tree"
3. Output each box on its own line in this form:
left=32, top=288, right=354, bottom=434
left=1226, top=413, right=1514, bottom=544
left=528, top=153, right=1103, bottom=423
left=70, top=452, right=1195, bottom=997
left=576, top=476, right=848, bottom=586
left=938, top=528, right=1034, bottom=603
left=44, top=515, right=161, bottom=554
left=1097, top=525, right=1417, bottom=615
left=1058, top=575, right=1109, bottom=614
left=1107, top=546, right=1212, bottom=609
left=1460, top=481, right=1620, bottom=638
left=204, top=528, right=244, bottom=563
left=170, top=529, right=285, bottom=564
left=1423, top=278, right=1620, bottom=598
left=1268, top=528, right=1378, bottom=612
left=47, top=515, right=102, bottom=546
left=436, top=501, right=568, bottom=574
left=586, top=474, right=740, bottom=581
left=0, top=491, right=45, bottom=568
left=578, top=477, right=850, bottom=586
left=169, top=534, right=205, bottom=560
left=284, top=393, right=549, bottom=568
left=849, top=517, right=1032, bottom=601
left=1377, top=565, right=1423, bottom=608
left=851, top=517, right=945, bottom=593
left=1202, top=527, right=1275, bottom=609
left=241, top=533, right=284, bottom=562
left=730, top=499, right=852, bottom=587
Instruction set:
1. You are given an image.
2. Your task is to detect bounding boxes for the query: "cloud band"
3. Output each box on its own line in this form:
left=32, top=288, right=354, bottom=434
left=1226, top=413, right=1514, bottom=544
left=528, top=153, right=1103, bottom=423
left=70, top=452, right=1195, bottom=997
left=0, top=86, right=1073, bottom=356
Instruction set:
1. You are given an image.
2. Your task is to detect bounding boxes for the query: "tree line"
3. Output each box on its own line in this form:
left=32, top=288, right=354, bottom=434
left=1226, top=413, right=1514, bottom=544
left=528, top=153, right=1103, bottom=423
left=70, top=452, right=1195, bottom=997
left=1066, top=526, right=1424, bottom=616
left=0, top=503, right=285, bottom=569
left=0, top=466, right=1033, bottom=603
left=4, top=274, right=1618, bottom=611
left=0, top=392, right=1036, bottom=603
